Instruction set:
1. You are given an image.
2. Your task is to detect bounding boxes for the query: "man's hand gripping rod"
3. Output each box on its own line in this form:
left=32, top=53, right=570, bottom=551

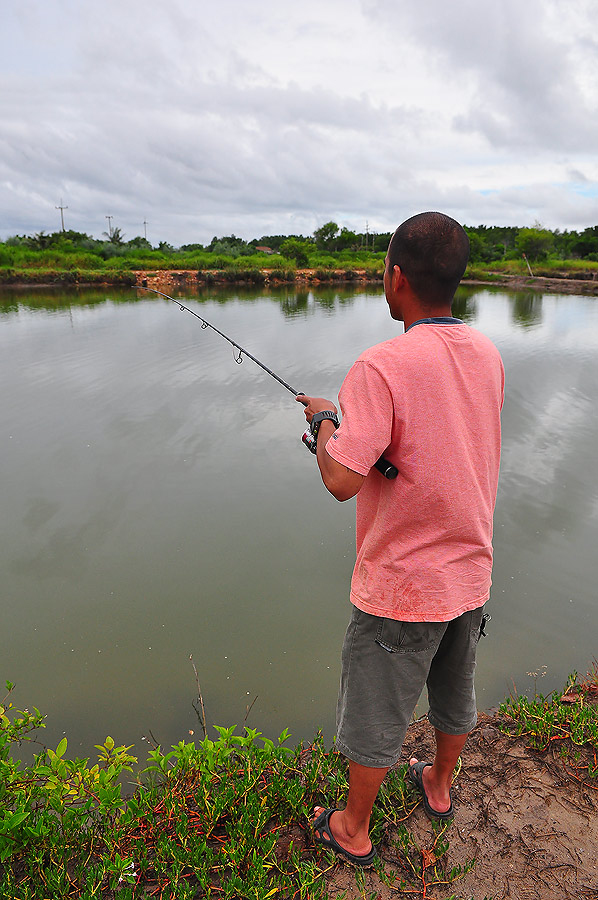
left=139, top=286, right=398, bottom=480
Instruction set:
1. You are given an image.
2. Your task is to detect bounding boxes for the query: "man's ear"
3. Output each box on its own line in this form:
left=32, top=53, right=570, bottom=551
left=391, top=264, right=406, bottom=292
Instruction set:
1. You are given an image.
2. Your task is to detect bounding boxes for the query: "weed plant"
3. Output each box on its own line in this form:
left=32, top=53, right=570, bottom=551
left=499, top=664, right=598, bottom=788
left=0, top=679, right=486, bottom=899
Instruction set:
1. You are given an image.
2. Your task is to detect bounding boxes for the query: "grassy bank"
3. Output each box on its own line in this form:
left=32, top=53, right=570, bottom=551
left=0, top=241, right=385, bottom=289
left=2, top=666, right=597, bottom=899
left=0, top=264, right=384, bottom=289
left=1, top=687, right=418, bottom=899
left=0, top=268, right=139, bottom=287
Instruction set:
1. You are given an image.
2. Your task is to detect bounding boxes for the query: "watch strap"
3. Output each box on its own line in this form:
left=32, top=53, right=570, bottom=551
left=310, top=410, right=340, bottom=436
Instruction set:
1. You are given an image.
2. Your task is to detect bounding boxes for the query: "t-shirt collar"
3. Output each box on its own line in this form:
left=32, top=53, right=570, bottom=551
left=406, top=316, right=464, bottom=332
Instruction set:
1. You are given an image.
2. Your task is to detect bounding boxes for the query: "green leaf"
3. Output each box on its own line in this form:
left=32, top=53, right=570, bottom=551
left=1, top=845, right=15, bottom=863
left=8, top=810, right=30, bottom=828
left=56, top=737, right=67, bottom=758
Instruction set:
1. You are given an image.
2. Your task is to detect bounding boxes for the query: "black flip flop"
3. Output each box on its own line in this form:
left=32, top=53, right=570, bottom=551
left=407, top=760, right=454, bottom=820
left=312, top=807, right=377, bottom=868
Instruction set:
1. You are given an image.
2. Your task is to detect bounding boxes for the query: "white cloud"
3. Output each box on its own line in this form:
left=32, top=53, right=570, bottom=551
left=1, top=0, right=597, bottom=244
left=369, top=0, right=598, bottom=151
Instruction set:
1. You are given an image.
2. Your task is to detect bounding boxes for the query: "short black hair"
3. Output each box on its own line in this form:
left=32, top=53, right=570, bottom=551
left=387, top=212, right=470, bottom=308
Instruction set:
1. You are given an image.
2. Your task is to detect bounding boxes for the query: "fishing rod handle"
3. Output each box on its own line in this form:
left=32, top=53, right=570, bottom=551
left=374, top=456, right=398, bottom=479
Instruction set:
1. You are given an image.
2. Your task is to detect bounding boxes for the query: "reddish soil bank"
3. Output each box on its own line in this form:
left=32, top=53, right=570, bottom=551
left=133, top=268, right=382, bottom=290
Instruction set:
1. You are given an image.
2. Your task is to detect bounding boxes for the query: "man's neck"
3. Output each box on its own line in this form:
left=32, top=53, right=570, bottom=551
left=402, top=306, right=453, bottom=331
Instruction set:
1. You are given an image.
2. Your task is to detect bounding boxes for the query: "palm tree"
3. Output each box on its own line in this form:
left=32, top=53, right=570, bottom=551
left=102, top=226, right=125, bottom=245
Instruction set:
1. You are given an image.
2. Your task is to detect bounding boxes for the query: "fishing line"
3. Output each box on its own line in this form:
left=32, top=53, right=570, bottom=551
left=138, top=285, right=397, bottom=479
left=139, top=286, right=300, bottom=396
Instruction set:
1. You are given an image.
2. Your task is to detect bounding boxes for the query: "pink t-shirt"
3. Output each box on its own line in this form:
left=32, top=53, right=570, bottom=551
left=326, top=322, right=504, bottom=622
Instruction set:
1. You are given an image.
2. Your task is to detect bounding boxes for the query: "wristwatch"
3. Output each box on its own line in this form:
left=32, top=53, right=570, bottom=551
left=310, top=410, right=340, bottom=436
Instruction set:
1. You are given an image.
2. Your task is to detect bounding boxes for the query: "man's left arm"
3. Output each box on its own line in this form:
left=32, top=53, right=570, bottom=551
left=297, top=395, right=365, bottom=501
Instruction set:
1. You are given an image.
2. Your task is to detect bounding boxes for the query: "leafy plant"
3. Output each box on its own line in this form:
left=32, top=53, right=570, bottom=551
left=499, top=664, right=598, bottom=757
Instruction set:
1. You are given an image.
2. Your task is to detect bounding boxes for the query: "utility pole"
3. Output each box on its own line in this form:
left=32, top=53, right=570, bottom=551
left=143, top=219, right=148, bottom=241
left=105, top=215, right=113, bottom=238
left=365, top=220, right=370, bottom=252
left=56, top=199, right=68, bottom=231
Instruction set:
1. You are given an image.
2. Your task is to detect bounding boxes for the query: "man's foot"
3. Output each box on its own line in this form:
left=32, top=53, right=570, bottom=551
left=407, top=758, right=454, bottom=819
left=311, top=806, right=376, bottom=867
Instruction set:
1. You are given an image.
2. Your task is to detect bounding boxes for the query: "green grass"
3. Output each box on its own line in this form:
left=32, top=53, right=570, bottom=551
left=0, top=682, right=475, bottom=899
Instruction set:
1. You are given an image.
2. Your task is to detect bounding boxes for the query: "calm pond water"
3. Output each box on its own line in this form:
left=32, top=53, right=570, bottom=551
left=1, top=283, right=597, bottom=763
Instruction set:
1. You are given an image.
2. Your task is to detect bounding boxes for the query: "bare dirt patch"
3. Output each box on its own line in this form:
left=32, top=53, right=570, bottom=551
left=319, top=712, right=598, bottom=899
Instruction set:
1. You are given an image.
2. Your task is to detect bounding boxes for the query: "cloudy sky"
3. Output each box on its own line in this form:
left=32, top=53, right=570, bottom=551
left=2, top=0, right=597, bottom=245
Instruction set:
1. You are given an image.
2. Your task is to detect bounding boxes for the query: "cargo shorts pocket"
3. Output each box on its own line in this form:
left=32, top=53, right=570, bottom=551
left=375, top=618, right=442, bottom=653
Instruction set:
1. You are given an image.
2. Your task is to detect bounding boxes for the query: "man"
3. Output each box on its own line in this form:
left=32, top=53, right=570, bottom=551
left=297, top=211, right=504, bottom=867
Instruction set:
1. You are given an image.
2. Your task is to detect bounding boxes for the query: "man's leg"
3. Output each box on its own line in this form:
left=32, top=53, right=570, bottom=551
left=410, top=728, right=469, bottom=814
left=419, top=607, right=486, bottom=814
left=317, top=727, right=468, bottom=846
left=324, top=611, right=448, bottom=849
left=313, top=759, right=389, bottom=856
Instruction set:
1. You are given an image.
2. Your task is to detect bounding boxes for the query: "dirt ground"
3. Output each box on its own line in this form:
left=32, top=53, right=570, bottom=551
left=314, top=712, right=598, bottom=900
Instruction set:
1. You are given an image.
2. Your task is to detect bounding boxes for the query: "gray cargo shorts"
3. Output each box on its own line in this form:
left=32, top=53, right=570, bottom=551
left=335, top=604, right=486, bottom=768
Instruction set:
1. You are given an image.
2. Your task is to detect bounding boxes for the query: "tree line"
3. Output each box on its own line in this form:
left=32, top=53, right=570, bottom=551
left=2, top=221, right=598, bottom=270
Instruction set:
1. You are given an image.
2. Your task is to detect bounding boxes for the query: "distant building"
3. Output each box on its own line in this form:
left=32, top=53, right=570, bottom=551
left=255, top=246, right=274, bottom=254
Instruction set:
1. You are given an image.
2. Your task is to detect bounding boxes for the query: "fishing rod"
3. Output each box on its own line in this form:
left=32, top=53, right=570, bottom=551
left=139, top=286, right=397, bottom=480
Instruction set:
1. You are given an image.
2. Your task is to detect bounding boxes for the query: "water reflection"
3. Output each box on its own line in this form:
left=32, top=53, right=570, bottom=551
left=451, top=287, right=478, bottom=322
left=0, top=282, right=548, bottom=326
left=0, top=282, right=393, bottom=320
left=511, top=292, right=544, bottom=327
left=280, top=289, right=310, bottom=317
left=0, top=287, right=114, bottom=315
left=1, top=283, right=597, bottom=763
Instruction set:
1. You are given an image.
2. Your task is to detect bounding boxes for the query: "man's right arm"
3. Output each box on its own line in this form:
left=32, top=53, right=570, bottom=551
left=296, top=395, right=365, bottom=501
